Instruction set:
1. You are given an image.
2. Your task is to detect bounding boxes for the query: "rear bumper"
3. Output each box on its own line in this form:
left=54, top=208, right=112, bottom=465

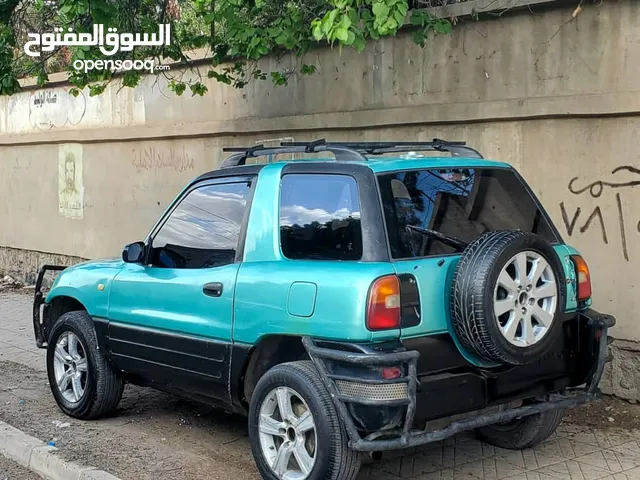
left=302, top=308, right=615, bottom=452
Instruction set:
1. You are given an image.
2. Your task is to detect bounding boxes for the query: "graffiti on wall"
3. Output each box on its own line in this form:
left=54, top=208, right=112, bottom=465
left=559, top=166, right=640, bottom=262
left=58, top=144, right=84, bottom=219
left=131, top=146, right=195, bottom=173
left=29, top=89, right=87, bottom=130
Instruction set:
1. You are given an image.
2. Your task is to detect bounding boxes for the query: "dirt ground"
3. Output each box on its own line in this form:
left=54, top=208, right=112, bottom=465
left=0, top=361, right=404, bottom=480
left=0, top=361, right=259, bottom=480
left=565, top=395, right=640, bottom=430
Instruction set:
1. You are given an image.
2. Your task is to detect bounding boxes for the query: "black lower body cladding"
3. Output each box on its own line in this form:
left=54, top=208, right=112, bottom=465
left=450, top=230, right=567, bottom=365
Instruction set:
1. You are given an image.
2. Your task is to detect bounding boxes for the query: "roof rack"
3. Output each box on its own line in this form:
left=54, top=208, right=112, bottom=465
left=220, top=138, right=483, bottom=168
left=283, top=139, right=484, bottom=158
left=220, top=141, right=366, bottom=168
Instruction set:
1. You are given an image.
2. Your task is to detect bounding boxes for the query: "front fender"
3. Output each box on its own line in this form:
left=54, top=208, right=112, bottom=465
left=45, top=258, right=124, bottom=318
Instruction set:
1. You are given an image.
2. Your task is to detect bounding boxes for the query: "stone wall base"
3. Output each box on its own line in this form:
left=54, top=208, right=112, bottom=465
left=0, top=246, right=86, bottom=286
left=602, top=340, right=640, bottom=402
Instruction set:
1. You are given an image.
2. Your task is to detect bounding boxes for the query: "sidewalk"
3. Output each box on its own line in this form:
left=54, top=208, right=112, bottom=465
left=0, top=292, right=43, bottom=372
left=2, top=291, right=640, bottom=480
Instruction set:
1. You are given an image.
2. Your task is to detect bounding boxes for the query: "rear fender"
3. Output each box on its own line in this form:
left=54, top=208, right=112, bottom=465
left=553, top=244, right=586, bottom=312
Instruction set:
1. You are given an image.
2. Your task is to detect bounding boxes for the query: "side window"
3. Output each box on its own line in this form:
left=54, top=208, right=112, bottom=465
left=151, top=181, right=250, bottom=269
left=280, top=174, right=362, bottom=260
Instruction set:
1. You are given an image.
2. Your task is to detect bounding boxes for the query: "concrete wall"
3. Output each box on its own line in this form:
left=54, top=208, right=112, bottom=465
left=1, top=0, right=639, bottom=393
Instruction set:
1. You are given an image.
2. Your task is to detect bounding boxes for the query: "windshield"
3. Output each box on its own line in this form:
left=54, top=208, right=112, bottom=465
left=377, top=168, right=558, bottom=259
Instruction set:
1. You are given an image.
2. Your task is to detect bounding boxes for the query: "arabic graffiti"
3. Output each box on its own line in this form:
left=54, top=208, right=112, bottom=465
left=559, top=166, right=640, bottom=262
left=32, top=91, right=57, bottom=106
left=132, top=146, right=195, bottom=173
left=29, top=88, right=86, bottom=130
left=567, top=166, right=640, bottom=197
left=24, top=24, right=171, bottom=58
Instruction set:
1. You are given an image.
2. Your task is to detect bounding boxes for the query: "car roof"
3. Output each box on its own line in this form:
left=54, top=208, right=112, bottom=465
left=360, top=156, right=511, bottom=173
left=194, top=156, right=512, bottom=183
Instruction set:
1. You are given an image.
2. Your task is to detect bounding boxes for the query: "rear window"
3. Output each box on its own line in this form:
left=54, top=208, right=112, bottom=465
left=377, top=168, right=557, bottom=259
left=280, top=174, right=362, bottom=260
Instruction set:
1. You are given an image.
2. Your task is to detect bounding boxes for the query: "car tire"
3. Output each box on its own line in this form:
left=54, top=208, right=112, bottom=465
left=476, top=409, right=565, bottom=449
left=47, top=311, right=124, bottom=419
left=451, top=229, right=566, bottom=365
left=248, top=361, right=360, bottom=480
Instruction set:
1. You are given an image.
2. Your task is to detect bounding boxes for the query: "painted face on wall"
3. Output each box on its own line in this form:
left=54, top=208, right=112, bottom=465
left=65, top=155, right=76, bottom=191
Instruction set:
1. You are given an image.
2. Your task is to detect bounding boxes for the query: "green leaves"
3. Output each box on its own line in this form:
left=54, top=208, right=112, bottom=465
left=168, top=81, right=187, bottom=96
left=190, top=82, right=208, bottom=96
left=301, top=64, right=317, bottom=75
left=434, top=21, right=453, bottom=34
left=0, top=0, right=455, bottom=96
left=271, top=71, right=288, bottom=86
left=310, top=0, right=418, bottom=51
left=88, top=83, right=106, bottom=97
left=408, top=9, right=453, bottom=47
left=122, top=70, right=141, bottom=89
left=36, top=71, right=48, bottom=87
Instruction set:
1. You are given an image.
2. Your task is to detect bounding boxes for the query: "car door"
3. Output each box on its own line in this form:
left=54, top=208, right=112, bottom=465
left=108, top=176, right=254, bottom=404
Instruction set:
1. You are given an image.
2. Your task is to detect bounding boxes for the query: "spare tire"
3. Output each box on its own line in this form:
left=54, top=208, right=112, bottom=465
left=451, top=230, right=566, bottom=366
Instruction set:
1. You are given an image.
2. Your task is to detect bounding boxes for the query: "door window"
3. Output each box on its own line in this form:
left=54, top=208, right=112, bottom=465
left=151, top=181, right=251, bottom=268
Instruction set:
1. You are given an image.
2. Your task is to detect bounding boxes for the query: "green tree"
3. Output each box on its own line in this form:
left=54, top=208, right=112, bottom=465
left=0, top=0, right=453, bottom=96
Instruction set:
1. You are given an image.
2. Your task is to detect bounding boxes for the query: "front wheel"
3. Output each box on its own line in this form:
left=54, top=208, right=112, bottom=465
left=476, top=409, right=565, bottom=449
left=248, top=361, right=360, bottom=480
left=47, top=311, right=124, bottom=419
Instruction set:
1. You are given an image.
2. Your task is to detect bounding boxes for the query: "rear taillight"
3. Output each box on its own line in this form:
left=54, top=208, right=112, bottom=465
left=366, top=275, right=401, bottom=330
left=571, top=255, right=592, bottom=302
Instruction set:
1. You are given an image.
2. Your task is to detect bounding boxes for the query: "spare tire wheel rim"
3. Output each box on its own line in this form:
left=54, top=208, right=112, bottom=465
left=493, top=250, right=558, bottom=347
left=258, top=386, right=317, bottom=479
left=53, top=331, right=88, bottom=403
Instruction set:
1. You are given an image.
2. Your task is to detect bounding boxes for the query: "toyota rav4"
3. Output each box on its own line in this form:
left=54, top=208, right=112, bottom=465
left=33, top=139, right=614, bottom=480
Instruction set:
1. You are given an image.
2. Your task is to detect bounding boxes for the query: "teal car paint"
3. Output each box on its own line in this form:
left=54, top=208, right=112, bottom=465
left=45, top=258, right=124, bottom=319
left=393, top=255, right=500, bottom=368
left=366, top=157, right=511, bottom=173
left=286, top=281, right=318, bottom=318
left=33, top=140, right=614, bottom=479
left=108, top=261, right=239, bottom=340
left=233, top=260, right=398, bottom=344
left=242, top=162, right=285, bottom=262
left=554, top=244, right=580, bottom=312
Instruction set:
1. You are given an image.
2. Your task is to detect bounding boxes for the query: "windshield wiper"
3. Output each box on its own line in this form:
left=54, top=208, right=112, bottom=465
left=405, top=225, right=469, bottom=251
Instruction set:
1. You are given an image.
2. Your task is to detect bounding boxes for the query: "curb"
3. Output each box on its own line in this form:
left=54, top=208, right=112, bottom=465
left=0, top=421, right=121, bottom=480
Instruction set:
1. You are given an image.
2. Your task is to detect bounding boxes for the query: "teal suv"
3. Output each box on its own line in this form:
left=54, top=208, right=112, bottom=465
left=33, top=140, right=614, bottom=480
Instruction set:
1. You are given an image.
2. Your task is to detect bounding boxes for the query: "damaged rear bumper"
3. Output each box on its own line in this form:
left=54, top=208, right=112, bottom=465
left=302, top=308, right=615, bottom=452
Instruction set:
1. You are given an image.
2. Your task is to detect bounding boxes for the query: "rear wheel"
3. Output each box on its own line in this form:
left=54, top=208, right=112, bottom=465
left=476, top=409, right=565, bottom=449
left=248, top=361, right=360, bottom=480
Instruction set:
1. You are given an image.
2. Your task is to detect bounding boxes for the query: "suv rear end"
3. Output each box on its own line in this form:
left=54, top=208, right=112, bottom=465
left=294, top=148, right=614, bottom=452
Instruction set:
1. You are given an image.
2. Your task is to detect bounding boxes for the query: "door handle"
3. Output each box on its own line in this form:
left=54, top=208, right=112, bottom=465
left=203, top=282, right=223, bottom=297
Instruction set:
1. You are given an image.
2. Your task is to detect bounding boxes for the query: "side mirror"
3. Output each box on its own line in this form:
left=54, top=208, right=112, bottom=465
left=122, top=242, right=145, bottom=263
